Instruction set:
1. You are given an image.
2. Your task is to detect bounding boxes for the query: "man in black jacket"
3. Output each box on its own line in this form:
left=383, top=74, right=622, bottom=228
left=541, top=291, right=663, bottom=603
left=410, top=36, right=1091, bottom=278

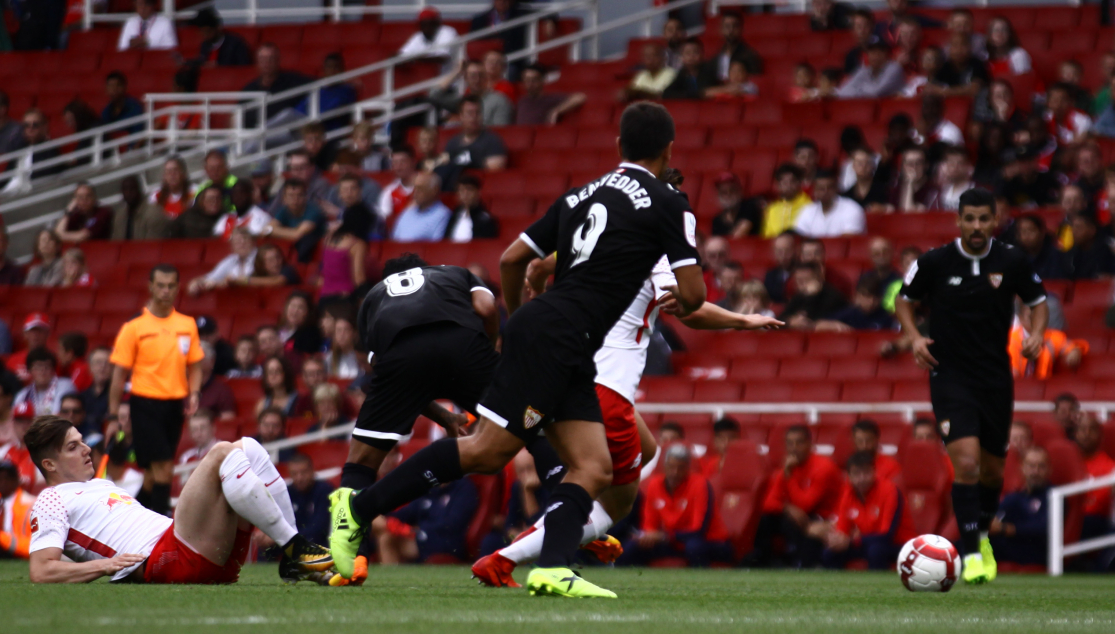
left=190, top=8, right=253, bottom=67
left=445, top=173, right=499, bottom=241
left=663, top=38, right=719, bottom=100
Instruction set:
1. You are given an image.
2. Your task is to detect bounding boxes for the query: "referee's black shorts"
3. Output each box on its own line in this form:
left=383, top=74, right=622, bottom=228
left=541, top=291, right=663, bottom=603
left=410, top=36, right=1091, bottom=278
left=930, top=373, right=1013, bottom=458
left=129, top=395, right=185, bottom=467
left=477, top=300, right=603, bottom=443
left=353, top=323, right=498, bottom=451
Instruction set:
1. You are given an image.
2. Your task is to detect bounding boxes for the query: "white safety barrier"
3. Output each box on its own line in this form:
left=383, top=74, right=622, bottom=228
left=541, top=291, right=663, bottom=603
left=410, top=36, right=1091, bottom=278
left=1048, top=471, right=1115, bottom=576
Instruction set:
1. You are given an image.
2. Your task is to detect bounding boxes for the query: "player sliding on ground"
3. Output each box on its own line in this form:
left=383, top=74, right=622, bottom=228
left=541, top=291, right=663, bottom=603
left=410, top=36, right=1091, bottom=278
left=472, top=240, right=783, bottom=586
left=24, top=415, right=333, bottom=584
left=330, top=102, right=706, bottom=598
left=895, top=188, right=1048, bottom=585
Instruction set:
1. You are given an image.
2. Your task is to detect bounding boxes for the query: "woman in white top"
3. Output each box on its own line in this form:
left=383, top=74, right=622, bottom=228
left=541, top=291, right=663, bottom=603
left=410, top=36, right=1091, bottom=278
left=986, top=17, right=1031, bottom=77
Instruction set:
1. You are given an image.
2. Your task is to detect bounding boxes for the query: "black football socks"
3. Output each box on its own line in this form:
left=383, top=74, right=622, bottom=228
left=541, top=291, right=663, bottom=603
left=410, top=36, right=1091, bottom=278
left=350, top=438, right=464, bottom=525
left=340, top=462, right=379, bottom=490
left=978, top=481, right=1003, bottom=536
left=951, top=482, right=981, bottom=556
left=535, top=482, right=594, bottom=568
left=526, top=435, right=566, bottom=494
left=150, top=483, right=172, bottom=516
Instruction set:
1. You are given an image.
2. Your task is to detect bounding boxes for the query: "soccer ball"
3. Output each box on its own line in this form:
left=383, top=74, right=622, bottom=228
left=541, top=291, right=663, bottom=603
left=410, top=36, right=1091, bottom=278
left=897, top=534, right=961, bottom=592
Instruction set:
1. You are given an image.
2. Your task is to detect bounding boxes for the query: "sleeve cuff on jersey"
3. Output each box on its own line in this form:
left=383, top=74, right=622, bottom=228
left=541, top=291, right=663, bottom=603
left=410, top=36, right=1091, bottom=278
left=367, top=351, right=375, bottom=363
left=670, top=258, right=698, bottom=270
left=477, top=404, right=509, bottom=428
left=519, top=233, right=546, bottom=259
left=1026, top=295, right=1047, bottom=307
left=471, top=286, right=495, bottom=297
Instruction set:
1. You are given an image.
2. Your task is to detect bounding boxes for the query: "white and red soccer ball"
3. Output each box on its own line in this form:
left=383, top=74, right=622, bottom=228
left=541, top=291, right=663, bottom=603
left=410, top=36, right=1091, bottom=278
left=897, top=534, right=961, bottom=592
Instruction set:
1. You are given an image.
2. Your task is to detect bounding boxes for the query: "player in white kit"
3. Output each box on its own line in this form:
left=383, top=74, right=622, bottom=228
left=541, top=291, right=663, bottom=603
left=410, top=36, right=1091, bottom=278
left=471, top=255, right=782, bottom=586
left=24, top=416, right=333, bottom=584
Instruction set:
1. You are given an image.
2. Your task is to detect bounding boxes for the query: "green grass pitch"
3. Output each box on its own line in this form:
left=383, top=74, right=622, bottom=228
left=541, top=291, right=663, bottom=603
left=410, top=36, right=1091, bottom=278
left=3, top=561, right=1114, bottom=634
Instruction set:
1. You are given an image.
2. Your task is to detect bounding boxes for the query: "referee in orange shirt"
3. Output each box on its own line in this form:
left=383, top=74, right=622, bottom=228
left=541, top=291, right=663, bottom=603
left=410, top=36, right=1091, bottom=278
left=109, top=264, right=204, bottom=516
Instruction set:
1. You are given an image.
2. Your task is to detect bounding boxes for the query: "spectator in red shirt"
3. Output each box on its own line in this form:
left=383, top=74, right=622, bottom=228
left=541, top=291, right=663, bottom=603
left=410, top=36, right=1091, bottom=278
left=700, top=236, right=730, bottom=304
left=1074, top=414, right=1114, bottom=546
left=53, top=183, right=113, bottom=243
left=7, top=313, right=51, bottom=383
left=818, top=450, right=916, bottom=569
left=59, top=248, right=95, bottom=288
left=619, top=444, right=732, bottom=567
left=851, top=420, right=902, bottom=485
left=0, top=402, right=39, bottom=490
left=698, top=417, right=740, bottom=477
left=56, top=332, right=91, bottom=392
left=748, top=425, right=843, bottom=567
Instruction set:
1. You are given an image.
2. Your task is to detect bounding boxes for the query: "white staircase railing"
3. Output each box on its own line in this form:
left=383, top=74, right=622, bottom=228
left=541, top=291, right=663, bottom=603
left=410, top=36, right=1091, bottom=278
left=1048, top=471, right=1115, bottom=576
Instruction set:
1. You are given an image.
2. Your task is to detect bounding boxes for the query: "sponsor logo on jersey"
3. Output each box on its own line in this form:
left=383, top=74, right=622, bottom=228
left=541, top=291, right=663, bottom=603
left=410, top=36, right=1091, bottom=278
left=940, top=420, right=950, bottom=436
left=178, top=335, right=191, bottom=355
left=948, top=277, right=962, bottom=286
left=105, top=492, right=135, bottom=510
left=989, top=273, right=1003, bottom=288
left=684, top=211, right=697, bottom=247
left=30, top=517, right=38, bottom=534
left=523, top=406, right=544, bottom=429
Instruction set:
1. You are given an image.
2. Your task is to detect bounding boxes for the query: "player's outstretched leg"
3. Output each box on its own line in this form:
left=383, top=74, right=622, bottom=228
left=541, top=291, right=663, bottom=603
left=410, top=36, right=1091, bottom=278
left=947, top=438, right=990, bottom=584
left=217, top=443, right=332, bottom=579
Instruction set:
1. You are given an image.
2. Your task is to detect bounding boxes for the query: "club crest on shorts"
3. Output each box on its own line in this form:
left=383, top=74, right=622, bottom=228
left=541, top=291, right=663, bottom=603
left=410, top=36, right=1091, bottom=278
left=523, top=406, right=544, bottom=429
left=988, top=273, right=1003, bottom=288
left=940, top=420, right=951, bottom=437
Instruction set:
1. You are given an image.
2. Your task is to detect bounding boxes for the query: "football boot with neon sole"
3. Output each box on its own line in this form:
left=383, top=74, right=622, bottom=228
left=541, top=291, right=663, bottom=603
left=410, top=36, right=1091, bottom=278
left=979, top=538, right=997, bottom=582
left=962, top=553, right=991, bottom=584
left=328, top=488, right=365, bottom=578
left=526, top=567, right=617, bottom=598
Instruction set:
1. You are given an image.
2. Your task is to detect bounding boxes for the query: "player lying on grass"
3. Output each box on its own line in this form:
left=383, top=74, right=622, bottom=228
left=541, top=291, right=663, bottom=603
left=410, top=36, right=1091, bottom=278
left=471, top=248, right=782, bottom=587
left=24, top=415, right=333, bottom=584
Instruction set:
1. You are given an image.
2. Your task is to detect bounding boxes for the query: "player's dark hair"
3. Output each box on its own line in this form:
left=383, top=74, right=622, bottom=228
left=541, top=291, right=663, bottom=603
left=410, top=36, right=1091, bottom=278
left=149, top=263, right=179, bottom=282
left=852, top=419, right=880, bottom=437
left=774, top=162, right=803, bottom=181
left=713, top=417, right=740, bottom=434
left=794, top=139, right=818, bottom=153
left=26, top=347, right=57, bottom=369
left=59, top=332, right=88, bottom=358
left=618, top=102, right=675, bottom=162
left=786, top=424, right=812, bottom=442
left=846, top=450, right=876, bottom=471
left=383, top=253, right=430, bottom=277
left=24, top=416, right=75, bottom=478
left=660, top=421, right=685, bottom=438
left=957, top=187, right=996, bottom=216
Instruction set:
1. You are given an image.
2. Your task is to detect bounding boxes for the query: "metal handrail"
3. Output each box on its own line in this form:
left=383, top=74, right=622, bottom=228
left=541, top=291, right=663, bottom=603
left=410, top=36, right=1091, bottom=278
left=1048, top=471, right=1115, bottom=576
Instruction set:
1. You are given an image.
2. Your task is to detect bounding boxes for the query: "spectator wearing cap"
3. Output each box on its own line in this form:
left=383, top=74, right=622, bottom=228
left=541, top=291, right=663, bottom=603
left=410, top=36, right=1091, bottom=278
left=194, top=315, right=236, bottom=377
left=620, top=444, right=732, bottom=567
left=392, top=172, right=451, bottom=242
left=836, top=41, right=904, bottom=98
left=817, top=276, right=893, bottom=332
left=189, top=7, right=252, bottom=67
left=1064, top=212, right=1115, bottom=279
left=54, top=183, right=113, bottom=244
left=446, top=173, right=499, bottom=242
left=400, top=6, right=459, bottom=73
left=792, top=169, right=865, bottom=238
left=186, top=229, right=258, bottom=296
left=250, top=159, right=276, bottom=209
left=0, top=457, right=36, bottom=559
left=0, top=225, right=24, bottom=285
left=8, top=313, right=51, bottom=382
left=81, top=347, right=113, bottom=430
left=515, top=64, right=586, bottom=126
left=762, top=164, right=812, bottom=239
left=13, top=349, right=76, bottom=416
left=0, top=402, right=38, bottom=490
left=710, top=172, right=763, bottom=238
left=663, top=38, right=719, bottom=100
left=118, top=0, right=178, bottom=51
left=622, top=43, right=678, bottom=101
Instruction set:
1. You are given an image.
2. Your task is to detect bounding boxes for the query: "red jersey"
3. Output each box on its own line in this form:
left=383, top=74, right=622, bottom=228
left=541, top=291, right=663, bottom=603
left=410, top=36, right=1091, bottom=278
left=1043, top=109, right=1093, bottom=146
left=832, top=478, right=916, bottom=545
left=697, top=452, right=722, bottom=478
left=7, top=349, right=30, bottom=382
left=875, top=454, right=903, bottom=485
left=702, top=269, right=725, bottom=304
left=641, top=472, right=728, bottom=542
left=762, top=453, right=843, bottom=518
left=59, top=359, right=92, bottom=392
left=0, top=442, right=37, bottom=490
left=1082, top=452, right=1115, bottom=517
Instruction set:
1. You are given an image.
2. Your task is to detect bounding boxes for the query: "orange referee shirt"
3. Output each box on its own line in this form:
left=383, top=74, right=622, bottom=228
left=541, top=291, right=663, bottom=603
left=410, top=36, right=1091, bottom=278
left=110, top=308, right=204, bottom=400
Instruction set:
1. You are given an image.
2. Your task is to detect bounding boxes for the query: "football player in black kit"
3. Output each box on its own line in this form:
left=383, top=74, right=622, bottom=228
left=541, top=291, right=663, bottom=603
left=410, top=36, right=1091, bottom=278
left=896, top=188, right=1048, bottom=585
left=330, top=102, right=706, bottom=598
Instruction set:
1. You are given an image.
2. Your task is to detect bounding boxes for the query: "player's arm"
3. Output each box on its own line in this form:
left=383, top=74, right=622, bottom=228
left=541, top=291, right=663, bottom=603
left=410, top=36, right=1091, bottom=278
left=421, top=402, right=468, bottom=438
left=471, top=288, right=500, bottom=345
left=666, top=265, right=706, bottom=317
left=499, top=238, right=540, bottom=315
left=268, top=219, right=315, bottom=241
left=894, top=297, right=936, bottom=370
left=108, top=365, right=129, bottom=421
left=665, top=299, right=783, bottom=331
left=29, top=548, right=146, bottom=584
left=1022, top=299, right=1048, bottom=360
left=526, top=253, right=556, bottom=297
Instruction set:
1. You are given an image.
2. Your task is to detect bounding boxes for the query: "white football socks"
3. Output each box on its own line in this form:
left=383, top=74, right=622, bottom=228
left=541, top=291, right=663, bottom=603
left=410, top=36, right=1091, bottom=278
left=500, top=500, right=614, bottom=564
left=240, top=437, right=296, bottom=528
left=219, top=448, right=297, bottom=547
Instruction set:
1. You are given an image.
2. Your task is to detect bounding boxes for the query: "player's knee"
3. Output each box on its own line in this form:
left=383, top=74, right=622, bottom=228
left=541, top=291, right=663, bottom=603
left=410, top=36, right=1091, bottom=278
left=205, top=441, right=236, bottom=465
left=953, top=455, right=980, bottom=482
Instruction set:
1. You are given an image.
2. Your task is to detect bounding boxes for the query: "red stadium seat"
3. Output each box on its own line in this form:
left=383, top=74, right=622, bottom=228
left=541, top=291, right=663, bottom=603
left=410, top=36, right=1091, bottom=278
left=637, top=377, right=693, bottom=402
left=728, top=358, right=779, bottom=381
left=753, top=333, right=806, bottom=357
left=827, top=357, right=877, bottom=381
left=49, top=289, right=96, bottom=313
left=712, top=440, right=769, bottom=555
left=901, top=441, right=952, bottom=536
left=692, top=381, right=744, bottom=403
left=840, top=381, right=892, bottom=402
left=778, top=358, right=828, bottom=380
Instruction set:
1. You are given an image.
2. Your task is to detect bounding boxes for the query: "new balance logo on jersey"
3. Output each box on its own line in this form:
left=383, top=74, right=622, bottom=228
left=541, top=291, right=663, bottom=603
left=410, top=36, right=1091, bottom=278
left=545, top=501, right=564, bottom=514
left=948, top=277, right=962, bottom=286
left=524, top=406, right=544, bottom=429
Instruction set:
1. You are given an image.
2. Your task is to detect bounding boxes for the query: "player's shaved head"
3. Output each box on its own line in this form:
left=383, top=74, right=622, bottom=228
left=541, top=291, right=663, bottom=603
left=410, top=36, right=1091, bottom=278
left=618, top=102, right=675, bottom=163
left=24, top=416, right=77, bottom=478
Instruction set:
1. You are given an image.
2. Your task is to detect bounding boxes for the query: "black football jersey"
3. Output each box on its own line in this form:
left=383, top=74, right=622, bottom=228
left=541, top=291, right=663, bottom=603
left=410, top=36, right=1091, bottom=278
left=900, top=238, right=1047, bottom=385
left=357, top=265, right=491, bottom=355
left=521, top=162, right=701, bottom=350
